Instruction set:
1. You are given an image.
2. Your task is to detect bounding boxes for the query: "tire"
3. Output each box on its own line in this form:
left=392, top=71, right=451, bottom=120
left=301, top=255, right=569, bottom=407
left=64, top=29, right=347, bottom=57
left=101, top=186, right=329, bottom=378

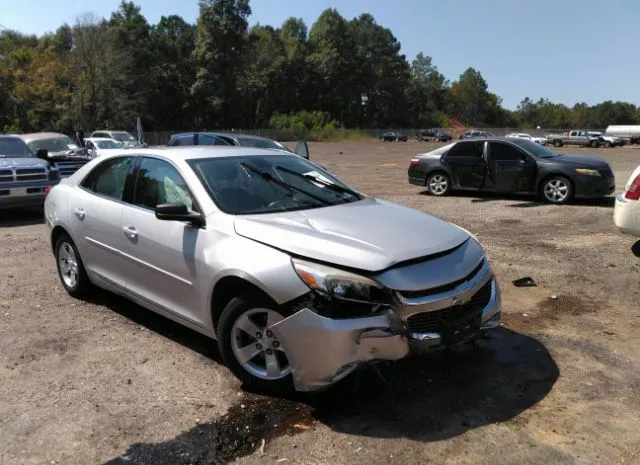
left=426, top=172, right=452, bottom=196
left=604, top=141, right=612, bottom=148
left=541, top=176, right=573, bottom=204
left=217, top=293, right=294, bottom=395
left=589, top=140, right=600, bottom=148
left=553, top=140, right=562, bottom=147
left=54, top=234, right=91, bottom=298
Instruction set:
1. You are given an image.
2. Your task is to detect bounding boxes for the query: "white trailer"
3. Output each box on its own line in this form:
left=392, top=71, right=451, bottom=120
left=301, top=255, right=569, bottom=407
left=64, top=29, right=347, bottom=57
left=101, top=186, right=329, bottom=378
left=605, top=125, right=640, bottom=144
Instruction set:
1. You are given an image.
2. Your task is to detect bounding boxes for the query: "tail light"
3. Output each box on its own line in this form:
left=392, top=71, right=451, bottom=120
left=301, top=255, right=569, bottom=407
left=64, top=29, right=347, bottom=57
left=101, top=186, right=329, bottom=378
left=44, top=186, right=52, bottom=198
left=410, top=158, right=420, bottom=168
left=625, top=174, right=640, bottom=200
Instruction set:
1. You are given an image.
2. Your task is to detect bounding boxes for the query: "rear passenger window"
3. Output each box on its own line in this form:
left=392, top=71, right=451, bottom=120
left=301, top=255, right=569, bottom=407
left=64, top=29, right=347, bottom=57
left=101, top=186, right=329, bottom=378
left=81, top=157, right=133, bottom=201
left=176, top=136, right=194, bottom=146
left=446, top=141, right=484, bottom=158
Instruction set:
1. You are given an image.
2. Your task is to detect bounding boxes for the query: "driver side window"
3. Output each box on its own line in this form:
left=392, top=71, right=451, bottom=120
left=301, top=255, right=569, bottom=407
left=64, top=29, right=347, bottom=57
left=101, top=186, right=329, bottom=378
left=133, top=158, right=198, bottom=212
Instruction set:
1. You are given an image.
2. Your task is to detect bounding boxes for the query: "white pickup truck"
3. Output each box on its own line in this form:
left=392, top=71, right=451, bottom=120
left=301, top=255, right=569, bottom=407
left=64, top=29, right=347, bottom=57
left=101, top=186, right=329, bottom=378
left=546, top=130, right=602, bottom=148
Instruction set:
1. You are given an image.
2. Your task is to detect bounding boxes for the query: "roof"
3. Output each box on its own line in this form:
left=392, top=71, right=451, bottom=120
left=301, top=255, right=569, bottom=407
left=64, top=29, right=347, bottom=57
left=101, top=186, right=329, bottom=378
left=85, top=137, right=117, bottom=141
left=170, top=131, right=275, bottom=142
left=95, top=145, right=297, bottom=161
left=92, top=129, right=132, bottom=133
left=17, top=132, right=70, bottom=142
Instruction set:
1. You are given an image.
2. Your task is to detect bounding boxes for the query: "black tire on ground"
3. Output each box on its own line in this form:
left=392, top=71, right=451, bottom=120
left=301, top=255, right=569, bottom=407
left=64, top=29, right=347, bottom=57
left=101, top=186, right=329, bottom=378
left=217, top=293, right=294, bottom=395
left=426, top=172, right=452, bottom=196
left=589, top=140, right=600, bottom=148
left=54, top=233, right=91, bottom=298
left=541, top=175, right=574, bottom=205
left=604, top=141, right=612, bottom=148
left=553, top=140, right=562, bottom=147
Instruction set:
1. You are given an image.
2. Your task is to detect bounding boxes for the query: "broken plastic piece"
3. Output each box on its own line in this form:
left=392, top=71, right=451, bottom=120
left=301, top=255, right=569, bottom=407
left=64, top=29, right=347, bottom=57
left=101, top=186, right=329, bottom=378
left=513, top=277, right=537, bottom=287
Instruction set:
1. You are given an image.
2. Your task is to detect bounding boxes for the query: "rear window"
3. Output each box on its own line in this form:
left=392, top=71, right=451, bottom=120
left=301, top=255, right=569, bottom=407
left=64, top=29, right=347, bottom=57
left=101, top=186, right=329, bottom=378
left=447, top=141, right=484, bottom=158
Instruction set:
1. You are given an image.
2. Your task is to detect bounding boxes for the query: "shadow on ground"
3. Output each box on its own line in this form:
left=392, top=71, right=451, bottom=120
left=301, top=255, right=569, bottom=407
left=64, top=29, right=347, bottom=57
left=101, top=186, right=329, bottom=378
left=0, top=207, right=44, bottom=227
left=419, top=189, right=615, bottom=208
left=98, top=324, right=558, bottom=465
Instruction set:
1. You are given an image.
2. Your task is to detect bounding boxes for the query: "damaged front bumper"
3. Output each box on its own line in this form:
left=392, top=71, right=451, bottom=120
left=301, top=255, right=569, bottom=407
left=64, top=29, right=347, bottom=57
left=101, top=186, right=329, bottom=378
left=271, top=261, right=501, bottom=392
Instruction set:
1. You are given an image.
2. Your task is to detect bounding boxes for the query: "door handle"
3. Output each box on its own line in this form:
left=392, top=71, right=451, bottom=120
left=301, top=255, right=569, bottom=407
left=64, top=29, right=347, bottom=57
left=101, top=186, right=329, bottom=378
left=73, top=208, right=85, bottom=220
left=122, top=226, right=138, bottom=239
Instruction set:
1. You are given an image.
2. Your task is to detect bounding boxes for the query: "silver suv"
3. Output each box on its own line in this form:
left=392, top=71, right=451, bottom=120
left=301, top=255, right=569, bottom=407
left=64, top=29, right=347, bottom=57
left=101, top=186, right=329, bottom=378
left=44, top=146, right=502, bottom=393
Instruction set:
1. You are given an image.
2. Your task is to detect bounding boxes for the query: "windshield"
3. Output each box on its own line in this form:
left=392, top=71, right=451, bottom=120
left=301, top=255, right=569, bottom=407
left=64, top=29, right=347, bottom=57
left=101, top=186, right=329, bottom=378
left=187, top=154, right=362, bottom=215
left=236, top=137, right=287, bottom=151
left=112, top=132, right=136, bottom=142
left=95, top=139, right=124, bottom=149
left=27, top=136, right=78, bottom=153
left=511, top=139, right=562, bottom=158
left=0, top=138, right=34, bottom=158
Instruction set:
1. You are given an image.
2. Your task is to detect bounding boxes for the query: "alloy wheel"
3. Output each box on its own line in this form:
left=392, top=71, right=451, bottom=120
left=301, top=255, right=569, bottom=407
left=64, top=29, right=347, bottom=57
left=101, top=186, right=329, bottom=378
left=429, top=174, right=449, bottom=195
left=230, top=308, right=291, bottom=380
left=58, top=241, right=79, bottom=288
left=544, top=178, right=569, bottom=203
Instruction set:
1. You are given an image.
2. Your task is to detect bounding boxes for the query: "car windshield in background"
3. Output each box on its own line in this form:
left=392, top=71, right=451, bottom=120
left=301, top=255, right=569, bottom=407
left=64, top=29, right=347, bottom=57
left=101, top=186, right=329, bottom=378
left=112, top=132, right=136, bottom=142
left=237, top=137, right=286, bottom=151
left=95, top=140, right=124, bottom=149
left=27, top=136, right=78, bottom=153
left=511, top=138, right=561, bottom=158
left=188, top=154, right=362, bottom=215
left=0, top=138, right=34, bottom=158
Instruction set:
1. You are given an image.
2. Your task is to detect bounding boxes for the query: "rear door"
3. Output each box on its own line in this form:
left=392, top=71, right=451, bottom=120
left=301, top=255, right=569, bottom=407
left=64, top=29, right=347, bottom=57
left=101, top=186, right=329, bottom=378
left=441, top=140, right=486, bottom=189
left=487, top=141, right=536, bottom=193
left=118, top=156, right=206, bottom=326
left=69, top=156, right=135, bottom=290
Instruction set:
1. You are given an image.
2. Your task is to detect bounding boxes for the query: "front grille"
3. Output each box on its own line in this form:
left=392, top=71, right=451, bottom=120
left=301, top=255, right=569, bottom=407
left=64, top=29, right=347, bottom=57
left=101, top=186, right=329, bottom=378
left=15, top=168, right=47, bottom=181
left=0, top=169, right=12, bottom=183
left=52, top=161, right=87, bottom=177
left=399, top=259, right=485, bottom=299
left=406, top=280, right=492, bottom=344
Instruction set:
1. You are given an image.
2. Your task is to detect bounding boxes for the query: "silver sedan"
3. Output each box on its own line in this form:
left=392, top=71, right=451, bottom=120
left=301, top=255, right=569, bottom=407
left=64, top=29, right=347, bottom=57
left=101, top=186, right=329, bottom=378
left=44, top=146, right=502, bottom=393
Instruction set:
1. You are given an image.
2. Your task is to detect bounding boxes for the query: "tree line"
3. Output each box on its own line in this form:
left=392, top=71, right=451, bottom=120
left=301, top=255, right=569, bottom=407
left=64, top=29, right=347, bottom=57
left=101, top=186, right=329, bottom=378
left=1, top=0, right=639, bottom=136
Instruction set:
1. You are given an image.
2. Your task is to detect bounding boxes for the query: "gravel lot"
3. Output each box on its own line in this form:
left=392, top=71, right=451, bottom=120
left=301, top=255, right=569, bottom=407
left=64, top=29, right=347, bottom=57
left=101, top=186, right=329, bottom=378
left=1, top=140, right=639, bottom=465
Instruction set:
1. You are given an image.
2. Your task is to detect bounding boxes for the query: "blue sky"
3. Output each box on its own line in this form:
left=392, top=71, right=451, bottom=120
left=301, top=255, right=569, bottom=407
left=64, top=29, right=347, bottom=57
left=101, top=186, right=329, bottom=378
left=1, top=0, right=638, bottom=109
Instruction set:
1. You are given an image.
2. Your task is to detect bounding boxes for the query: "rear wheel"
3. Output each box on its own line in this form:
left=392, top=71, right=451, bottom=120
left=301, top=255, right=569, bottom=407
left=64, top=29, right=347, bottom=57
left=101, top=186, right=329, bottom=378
left=604, top=141, right=612, bottom=148
left=553, top=140, right=562, bottom=147
left=541, top=176, right=573, bottom=204
left=217, top=293, right=294, bottom=395
left=427, top=172, right=451, bottom=196
left=589, top=140, right=600, bottom=148
left=55, top=234, right=91, bottom=298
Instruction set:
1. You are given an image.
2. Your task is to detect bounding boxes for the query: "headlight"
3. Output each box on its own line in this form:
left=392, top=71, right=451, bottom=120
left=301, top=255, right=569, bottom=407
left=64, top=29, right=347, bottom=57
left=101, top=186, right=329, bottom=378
left=291, top=258, right=392, bottom=304
left=576, top=168, right=601, bottom=177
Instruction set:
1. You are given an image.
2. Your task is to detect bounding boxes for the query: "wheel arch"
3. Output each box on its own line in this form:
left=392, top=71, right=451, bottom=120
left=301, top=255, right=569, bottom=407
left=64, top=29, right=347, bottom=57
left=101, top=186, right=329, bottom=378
left=51, top=225, right=71, bottom=253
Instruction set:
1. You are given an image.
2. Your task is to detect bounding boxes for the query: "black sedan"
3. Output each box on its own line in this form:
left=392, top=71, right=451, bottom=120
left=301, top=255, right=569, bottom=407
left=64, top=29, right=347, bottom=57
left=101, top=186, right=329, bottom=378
left=408, top=138, right=615, bottom=204
left=380, top=131, right=408, bottom=142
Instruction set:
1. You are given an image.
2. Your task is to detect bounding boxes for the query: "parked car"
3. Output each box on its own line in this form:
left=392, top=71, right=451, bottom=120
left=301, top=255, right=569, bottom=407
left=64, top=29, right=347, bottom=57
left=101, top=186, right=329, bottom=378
left=16, top=132, right=91, bottom=178
left=84, top=137, right=126, bottom=158
left=505, top=132, right=547, bottom=145
left=44, top=146, right=501, bottom=393
left=459, top=130, right=493, bottom=140
left=588, top=131, right=623, bottom=148
left=0, top=135, right=60, bottom=210
left=614, top=164, right=640, bottom=237
left=167, top=132, right=310, bottom=159
left=90, top=130, right=141, bottom=148
left=408, top=138, right=615, bottom=204
left=546, top=130, right=601, bottom=148
left=416, top=128, right=452, bottom=142
left=380, top=131, right=408, bottom=142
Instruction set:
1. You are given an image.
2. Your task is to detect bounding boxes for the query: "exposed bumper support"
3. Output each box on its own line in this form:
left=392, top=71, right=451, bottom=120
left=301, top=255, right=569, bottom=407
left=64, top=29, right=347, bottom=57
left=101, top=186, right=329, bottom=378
left=271, top=276, right=502, bottom=392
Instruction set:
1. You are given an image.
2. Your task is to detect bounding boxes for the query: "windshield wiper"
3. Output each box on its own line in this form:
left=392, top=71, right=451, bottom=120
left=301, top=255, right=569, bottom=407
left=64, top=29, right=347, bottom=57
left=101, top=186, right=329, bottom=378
left=273, top=165, right=361, bottom=198
left=239, top=162, right=331, bottom=206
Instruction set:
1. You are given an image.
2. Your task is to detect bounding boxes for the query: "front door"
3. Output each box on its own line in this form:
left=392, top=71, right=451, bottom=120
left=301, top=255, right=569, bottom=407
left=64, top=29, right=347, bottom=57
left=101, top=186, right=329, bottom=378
left=487, top=141, right=537, bottom=193
left=68, top=156, right=135, bottom=290
left=119, top=156, right=206, bottom=326
left=442, top=140, right=486, bottom=189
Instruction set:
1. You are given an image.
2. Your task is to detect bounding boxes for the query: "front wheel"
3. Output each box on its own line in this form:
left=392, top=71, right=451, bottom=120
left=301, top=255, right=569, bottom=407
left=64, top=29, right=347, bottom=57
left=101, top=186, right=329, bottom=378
left=217, top=293, right=294, bottom=394
left=604, top=141, right=612, bottom=148
left=427, top=172, right=452, bottom=196
left=541, top=176, right=573, bottom=204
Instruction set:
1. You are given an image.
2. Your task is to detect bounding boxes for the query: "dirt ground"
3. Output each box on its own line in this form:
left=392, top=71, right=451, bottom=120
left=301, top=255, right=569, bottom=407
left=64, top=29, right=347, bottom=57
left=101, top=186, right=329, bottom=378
left=1, top=140, right=639, bottom=465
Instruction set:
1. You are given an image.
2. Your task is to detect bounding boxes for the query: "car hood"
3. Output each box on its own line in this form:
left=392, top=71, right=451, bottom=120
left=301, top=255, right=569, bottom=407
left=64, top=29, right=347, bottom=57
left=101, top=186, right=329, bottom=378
left=545, top=154, right=611, bottom=169
left=0, top=157, right=49, bottom=169
left=233, top=197, right=471, bottom=272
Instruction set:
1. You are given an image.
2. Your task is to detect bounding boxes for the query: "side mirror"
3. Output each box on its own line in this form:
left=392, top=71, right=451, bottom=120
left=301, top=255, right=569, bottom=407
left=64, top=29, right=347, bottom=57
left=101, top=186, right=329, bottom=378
left=36, top=149, right=48, bottom=160
left=295, top=140, right=309, bottom=159
left=155, top=203, right=205, bottom=228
